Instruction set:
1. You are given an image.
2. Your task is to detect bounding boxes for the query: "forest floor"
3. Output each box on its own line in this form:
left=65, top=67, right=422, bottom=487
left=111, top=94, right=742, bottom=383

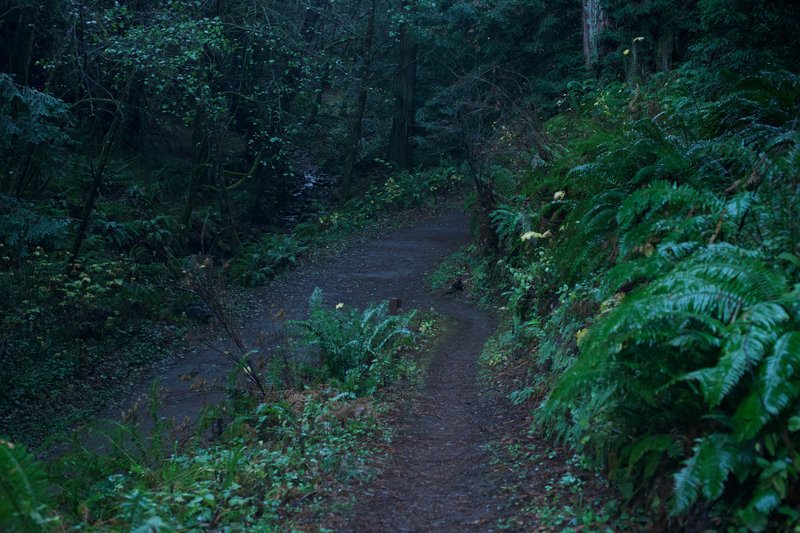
left=101, top=205, right=619, bottom=532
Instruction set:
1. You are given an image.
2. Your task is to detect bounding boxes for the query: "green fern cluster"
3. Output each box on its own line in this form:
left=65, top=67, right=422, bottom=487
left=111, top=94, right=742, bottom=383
left=87, top=212, right=178, bottom=262
left=492, top=67, right=800, bottom=529
left=294, top=288, right=417, bottom=393
left=0, top=194, right=71, bottom=259
left=541, top=244, right=799, bottom=524
left=0, top=437, right=55, bottom=532
left=228, top=233, right=306, bottom=287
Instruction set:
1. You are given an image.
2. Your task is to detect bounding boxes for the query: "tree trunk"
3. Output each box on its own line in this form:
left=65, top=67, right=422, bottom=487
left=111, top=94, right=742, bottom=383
left=388, top=11, right=417, bottom=170
left=21, top=12, right=36, bottom=86
left=69, top=75, right=135, bottom=260
left=625, top=38, right=643, bottom=82
left=300, top=0, right=323, bottom=46
left=339, top=0, right=376, bottom=202
left=582, top=0, right=605, bottom=69
left=656, top=25, right=674, bottom=72
left=209, top=122, right=240, bottom=250
left=306, top=77, right=326, bottom=127
left=12, top=147, right=35, bottom=198
left=301, top=0, right=331, bottom=128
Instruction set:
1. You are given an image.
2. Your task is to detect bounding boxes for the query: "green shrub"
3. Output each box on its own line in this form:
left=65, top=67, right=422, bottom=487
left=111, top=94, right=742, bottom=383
left=540, top=244, right=798, bottom=515
left=494, top=67, right=800, bottom=529
left=0, top=251, right=176, bottom=442
left=39, top=289, right=434, bottom=531
left=0, top=195, right=72, bottom=259
left=293, top=288, right=417, bottom=393
left=228, top=233, right=306, bottom=287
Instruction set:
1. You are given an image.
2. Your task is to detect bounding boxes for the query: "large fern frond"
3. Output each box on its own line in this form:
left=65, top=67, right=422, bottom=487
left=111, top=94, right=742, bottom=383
left=616, top=181, right=722, bottom=258
left=0, top=438, right=53, bottom=532
left=761, top=331, right=800, bottom=415
left=672, top=433, right=737, bottom=513
left=732, top=330, right=800, bottom=439
left=682, top=302, right=790, bottom=407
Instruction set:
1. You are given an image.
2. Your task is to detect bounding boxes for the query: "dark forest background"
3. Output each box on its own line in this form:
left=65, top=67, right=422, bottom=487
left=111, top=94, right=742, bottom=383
left=2, top=0, right=800, bottom=530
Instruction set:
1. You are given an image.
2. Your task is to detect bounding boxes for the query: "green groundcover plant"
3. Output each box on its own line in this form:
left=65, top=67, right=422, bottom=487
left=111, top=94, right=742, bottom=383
left=490, top=67, right=800, bottom=530
left=0, top=290, right=431, bottom=531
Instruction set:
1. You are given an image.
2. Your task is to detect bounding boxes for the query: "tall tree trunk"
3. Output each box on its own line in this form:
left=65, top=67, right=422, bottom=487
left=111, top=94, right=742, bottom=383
left=656, top=26, right=674, bottom=72
left=22, top=11, right=37, bottom=86
left=625, top=37, right=644, bottom=82
left=300, top=0, right=323, bottom=46
left=582, top=0, right=605, bottom=69
left=388, top=11, right=417, bottom=170
left=12, top=147, right=36, bottom=198
left=339, top=0, right=376, bottom=202
left=301, top=0, right=331, bottom=128
left=70, top=75, right=135, bottom=259
left=209, top=121, right=241, bottom=250
left=248, top=143, right=273, bottom=222
left=306, top=76, right=326, bottom=127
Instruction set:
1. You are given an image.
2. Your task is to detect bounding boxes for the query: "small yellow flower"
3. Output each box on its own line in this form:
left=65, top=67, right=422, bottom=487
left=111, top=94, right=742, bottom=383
left=336, top=303, right=344, bottom=310
left=521, top=231, right=545, bottom=241
left=576, top=328, right=588, bottom=347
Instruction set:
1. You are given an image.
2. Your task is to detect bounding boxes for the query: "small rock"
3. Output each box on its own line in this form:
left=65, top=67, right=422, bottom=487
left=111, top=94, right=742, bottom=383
left=185, top=303, right=214, bottom=323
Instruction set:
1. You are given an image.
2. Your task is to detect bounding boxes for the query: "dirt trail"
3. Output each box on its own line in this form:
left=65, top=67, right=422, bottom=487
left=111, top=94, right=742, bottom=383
left=110, top=206, right=514, bottom=530
left=332, top=306, right=508, bottom=532
left=111, top=208, right=473, bottom=421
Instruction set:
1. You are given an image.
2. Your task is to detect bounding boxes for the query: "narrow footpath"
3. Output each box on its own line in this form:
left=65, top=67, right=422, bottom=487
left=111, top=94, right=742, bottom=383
left=112, top=206, right=520, bottom=531
left=332, top=303, right=514, bottom=532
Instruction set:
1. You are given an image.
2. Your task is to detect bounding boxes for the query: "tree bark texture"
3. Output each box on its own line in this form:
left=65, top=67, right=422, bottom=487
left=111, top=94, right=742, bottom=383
left=625, top=39, right=642, bottom=82
left=209, top=121, right=241, bottom=250
left=656, top=25, right=674, bottom=72
left=180, top=111, right=209, bottom=228
left=70, top=75, right=136, bottom=259
left=582, top=0, right=605, bottom=68
left=339, top=0, right=376, bottom=201
left=388, top=15, right=417, bottom=170
left=302, top=0, right=332, bottom=128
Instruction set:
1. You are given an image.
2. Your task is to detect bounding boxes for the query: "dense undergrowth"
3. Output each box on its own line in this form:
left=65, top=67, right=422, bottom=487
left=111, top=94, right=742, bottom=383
left=476, top=65, right=800, bottom=530
left=473, top=321, right=652, bottom=532
left=0, top=289, right=439, bottom=531
left=5, top=1, right=800, bottom=529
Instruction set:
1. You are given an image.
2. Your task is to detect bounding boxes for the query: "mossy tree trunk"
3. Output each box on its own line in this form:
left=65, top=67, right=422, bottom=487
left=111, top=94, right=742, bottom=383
left=582, top=0, right=605, bottom=70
